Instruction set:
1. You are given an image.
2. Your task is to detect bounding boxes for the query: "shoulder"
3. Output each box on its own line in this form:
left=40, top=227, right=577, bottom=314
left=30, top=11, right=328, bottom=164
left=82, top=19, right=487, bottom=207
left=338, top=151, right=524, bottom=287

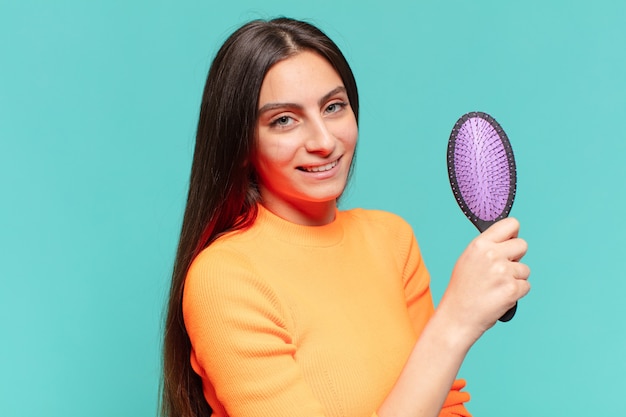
left=183, top=242, right=288, bottom=330
left=187, top=237, right=252, bottom=280
left=339, top=208, right=423, bottom=270
left=340, top=208, right=415, bottom=240
left=184, top=234, right=263, bottom=307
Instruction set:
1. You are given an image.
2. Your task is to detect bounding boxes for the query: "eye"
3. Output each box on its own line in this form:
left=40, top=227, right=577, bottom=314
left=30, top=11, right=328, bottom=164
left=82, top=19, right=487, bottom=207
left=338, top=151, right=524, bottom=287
left=270, top=115, right=295, bottom=128
left=324, top=102, right=347, bottom=115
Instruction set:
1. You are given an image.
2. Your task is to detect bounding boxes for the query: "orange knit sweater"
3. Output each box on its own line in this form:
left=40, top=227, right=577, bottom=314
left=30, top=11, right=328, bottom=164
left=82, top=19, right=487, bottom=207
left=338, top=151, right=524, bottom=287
left=183, top=204, right=471, bottom=417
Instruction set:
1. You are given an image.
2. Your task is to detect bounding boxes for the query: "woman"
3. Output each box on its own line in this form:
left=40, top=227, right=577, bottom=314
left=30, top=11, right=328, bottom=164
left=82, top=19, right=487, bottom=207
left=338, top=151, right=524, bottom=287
left=161, top=17, right=530, bottom=417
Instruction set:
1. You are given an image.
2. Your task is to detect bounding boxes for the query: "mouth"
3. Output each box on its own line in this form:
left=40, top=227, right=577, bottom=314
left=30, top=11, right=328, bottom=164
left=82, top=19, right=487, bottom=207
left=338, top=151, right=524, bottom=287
left=298, top=158, right=340, bottom=173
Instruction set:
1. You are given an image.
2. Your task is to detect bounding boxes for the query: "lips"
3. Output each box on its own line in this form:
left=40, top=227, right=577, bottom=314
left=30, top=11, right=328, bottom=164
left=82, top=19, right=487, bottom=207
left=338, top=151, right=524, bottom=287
left=298, top=158, right=339, bottom=173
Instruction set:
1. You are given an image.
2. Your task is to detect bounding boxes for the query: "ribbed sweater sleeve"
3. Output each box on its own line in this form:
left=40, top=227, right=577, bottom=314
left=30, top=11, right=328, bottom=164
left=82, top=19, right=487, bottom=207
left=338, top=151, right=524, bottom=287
left=183, top=206, right=471, bottom=417
left=398, top=226, right=472, bottom=417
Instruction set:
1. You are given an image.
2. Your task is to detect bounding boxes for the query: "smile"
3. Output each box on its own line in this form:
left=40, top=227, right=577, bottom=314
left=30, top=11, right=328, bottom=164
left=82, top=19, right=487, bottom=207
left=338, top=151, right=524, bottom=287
left=299, top=159, right=339, bottom=173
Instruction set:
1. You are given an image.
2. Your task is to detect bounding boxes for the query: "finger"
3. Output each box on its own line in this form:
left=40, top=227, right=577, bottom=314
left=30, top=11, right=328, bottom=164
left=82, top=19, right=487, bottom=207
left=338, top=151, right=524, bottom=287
left=482, top=217, right=520, bottom=243
left=503, top=269, right=531, bottom=307
left=513, top=262, right=531, bottom=281
left=499, top=237, right=528, bottom=262
left=515, top=277, right=531, bottom=299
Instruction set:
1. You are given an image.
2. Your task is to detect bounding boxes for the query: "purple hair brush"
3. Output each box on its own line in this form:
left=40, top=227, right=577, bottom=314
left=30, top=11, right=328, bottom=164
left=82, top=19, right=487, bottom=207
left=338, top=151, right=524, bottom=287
left=447, top=111, right=517, bottom=322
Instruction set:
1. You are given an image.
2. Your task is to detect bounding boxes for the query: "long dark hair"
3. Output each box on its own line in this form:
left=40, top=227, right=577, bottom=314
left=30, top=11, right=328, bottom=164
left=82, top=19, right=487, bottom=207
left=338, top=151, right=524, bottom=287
left=161, top=17, right=359, bottom=417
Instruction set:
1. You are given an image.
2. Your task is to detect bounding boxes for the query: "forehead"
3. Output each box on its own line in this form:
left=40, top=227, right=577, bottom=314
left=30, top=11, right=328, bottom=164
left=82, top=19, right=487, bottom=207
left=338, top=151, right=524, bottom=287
left=258, top=51, right=344, bottom=105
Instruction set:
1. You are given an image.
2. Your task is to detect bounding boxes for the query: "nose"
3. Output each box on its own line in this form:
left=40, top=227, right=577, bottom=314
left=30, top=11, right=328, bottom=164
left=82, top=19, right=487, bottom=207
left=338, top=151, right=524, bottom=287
left=304, top=117, right=336, bottom=156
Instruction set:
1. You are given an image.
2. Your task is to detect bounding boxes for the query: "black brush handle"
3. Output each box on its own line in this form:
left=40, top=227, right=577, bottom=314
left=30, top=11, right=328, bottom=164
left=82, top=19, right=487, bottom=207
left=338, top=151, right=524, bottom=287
left=499, top=303, right=517, bottom=322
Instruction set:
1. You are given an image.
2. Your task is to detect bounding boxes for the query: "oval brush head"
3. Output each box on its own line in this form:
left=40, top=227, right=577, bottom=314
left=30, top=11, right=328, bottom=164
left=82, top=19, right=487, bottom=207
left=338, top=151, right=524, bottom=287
left=448, top=111, right=516, bottom=232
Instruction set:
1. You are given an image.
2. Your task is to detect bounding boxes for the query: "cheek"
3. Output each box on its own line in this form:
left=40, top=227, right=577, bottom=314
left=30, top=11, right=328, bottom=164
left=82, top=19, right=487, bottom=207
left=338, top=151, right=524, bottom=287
left=254, top=140, right=299, bottom=176
left=338, top=120, right=358, bottom=151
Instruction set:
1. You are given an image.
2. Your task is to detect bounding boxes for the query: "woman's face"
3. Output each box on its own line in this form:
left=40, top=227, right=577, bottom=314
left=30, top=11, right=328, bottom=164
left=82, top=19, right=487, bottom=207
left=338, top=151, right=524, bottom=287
left=253, top=51, right=358, bottom=225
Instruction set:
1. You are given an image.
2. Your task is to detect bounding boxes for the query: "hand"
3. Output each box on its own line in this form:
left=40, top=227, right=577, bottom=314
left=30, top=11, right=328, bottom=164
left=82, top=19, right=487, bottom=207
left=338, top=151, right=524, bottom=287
left=439, top=218, right=531, bottom=343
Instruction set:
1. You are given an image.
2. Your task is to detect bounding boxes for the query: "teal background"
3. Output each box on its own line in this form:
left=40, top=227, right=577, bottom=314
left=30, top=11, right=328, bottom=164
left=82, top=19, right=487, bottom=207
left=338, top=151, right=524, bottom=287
left=1, top=0, right=624, bottom=415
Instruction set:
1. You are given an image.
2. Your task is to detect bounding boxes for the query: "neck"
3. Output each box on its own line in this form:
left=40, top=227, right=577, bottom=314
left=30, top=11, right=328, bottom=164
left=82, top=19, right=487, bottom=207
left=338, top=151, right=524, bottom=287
left=259, top=197, right=337, bottom=226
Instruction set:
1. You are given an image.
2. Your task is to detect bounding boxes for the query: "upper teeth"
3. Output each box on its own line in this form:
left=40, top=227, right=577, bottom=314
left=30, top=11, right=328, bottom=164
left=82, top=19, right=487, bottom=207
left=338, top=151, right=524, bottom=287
left=303, top=160, right=338, bottom=172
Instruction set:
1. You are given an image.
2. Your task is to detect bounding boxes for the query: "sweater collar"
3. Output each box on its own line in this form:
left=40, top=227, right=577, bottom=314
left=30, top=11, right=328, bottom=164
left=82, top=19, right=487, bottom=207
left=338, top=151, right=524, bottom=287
left=256, top=203, right=345, bottom=247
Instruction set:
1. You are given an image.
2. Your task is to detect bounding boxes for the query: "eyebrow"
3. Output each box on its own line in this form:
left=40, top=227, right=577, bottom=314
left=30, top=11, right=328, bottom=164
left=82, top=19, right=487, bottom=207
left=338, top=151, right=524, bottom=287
left=257, top=86, right=348, bottom=115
